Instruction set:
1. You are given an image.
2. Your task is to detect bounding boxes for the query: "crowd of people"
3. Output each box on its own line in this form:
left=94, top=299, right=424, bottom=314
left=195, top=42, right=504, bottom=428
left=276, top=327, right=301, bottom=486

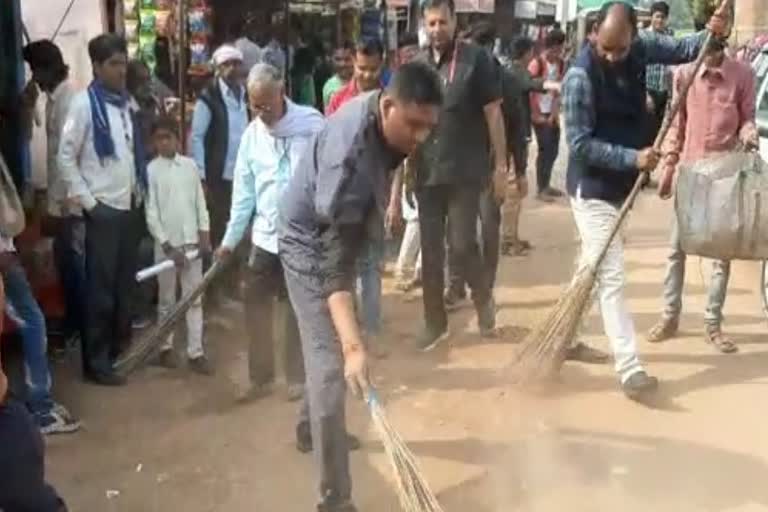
left=0, top=0, right=752, bottom=510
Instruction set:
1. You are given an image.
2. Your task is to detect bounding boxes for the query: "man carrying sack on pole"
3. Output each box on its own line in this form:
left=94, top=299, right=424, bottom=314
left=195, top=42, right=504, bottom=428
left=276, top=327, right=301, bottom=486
left=562, top=1, right=730, bottom=400
left=647, top=38, right=758, bottom=353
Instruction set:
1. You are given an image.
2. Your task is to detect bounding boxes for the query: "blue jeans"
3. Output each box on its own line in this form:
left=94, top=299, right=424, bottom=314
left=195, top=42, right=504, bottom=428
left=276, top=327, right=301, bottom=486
left=3, top=259, right=54, bottom=418
left=356, top=239, right=383, bottom=336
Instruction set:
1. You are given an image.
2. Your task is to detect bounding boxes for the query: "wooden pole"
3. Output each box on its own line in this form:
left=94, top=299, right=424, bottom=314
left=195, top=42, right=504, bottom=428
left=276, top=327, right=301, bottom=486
left=178, top=0, right=188, bottom=152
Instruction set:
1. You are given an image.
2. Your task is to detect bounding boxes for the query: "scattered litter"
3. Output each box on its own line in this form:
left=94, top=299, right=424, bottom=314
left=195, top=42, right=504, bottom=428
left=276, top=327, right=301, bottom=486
left=396, top=385, right=408, bottom=393
left=157, top=473, right=169, bottom=483
left=136, top=463, right=143, bottom=473
left=106, top=490, right=120, bottom=499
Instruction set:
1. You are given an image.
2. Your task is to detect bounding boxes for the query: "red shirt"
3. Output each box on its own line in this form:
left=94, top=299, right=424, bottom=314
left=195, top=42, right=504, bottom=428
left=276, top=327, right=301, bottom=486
left=664, top=58, right=756, bottom=163
left=326, top=79, right=362, bottom=116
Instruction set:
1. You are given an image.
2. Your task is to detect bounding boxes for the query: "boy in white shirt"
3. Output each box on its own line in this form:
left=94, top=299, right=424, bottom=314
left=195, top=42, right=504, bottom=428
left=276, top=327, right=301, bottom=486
left=145, top=117, right=212, bottom=374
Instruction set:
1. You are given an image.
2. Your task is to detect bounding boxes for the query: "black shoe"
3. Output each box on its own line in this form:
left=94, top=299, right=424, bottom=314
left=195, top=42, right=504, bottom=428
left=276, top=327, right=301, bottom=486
left=477, top=298, right=496, bottom=337
left=296, top=422, right=361, bottom=454
left=444, top=287, right=467, bottom=310
left=317, top=502, right=358, bottom=512
left=622, top=371, right=658, bottom=400
left=85, top=371, right=126, bottom=387
left=189, top=355, right=214, bottom=376
left=416, top=328, right=450, bottom=352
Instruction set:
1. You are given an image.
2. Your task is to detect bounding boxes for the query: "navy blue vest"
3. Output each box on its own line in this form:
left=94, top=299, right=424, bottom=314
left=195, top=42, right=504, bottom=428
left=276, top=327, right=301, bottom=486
left=566, top=43, right=648, bottom=204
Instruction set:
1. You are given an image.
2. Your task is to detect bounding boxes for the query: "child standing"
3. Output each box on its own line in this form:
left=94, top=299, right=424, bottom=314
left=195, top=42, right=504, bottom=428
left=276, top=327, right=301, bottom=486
left=145, top=117, right=212, bottom=374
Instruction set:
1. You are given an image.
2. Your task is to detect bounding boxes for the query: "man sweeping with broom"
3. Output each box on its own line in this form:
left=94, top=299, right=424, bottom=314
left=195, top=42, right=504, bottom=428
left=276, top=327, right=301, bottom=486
left=562, top=1, right=730, bottom=400
left=277, top=62, right=442, bottom=512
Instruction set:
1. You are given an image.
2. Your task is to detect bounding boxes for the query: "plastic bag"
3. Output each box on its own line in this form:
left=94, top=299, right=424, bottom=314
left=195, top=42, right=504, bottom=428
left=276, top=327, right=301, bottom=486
left=675, top=151, right=768, bottom=260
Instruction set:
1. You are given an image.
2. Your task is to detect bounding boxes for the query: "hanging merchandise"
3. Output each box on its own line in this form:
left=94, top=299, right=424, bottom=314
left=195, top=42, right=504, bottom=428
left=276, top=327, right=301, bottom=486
left=187, top=0, right=211, bottom=76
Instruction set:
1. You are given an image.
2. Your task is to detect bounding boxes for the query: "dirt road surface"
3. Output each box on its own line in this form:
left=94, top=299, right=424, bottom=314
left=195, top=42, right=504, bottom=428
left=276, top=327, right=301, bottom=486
left=46, top=160, right=768, bottom=512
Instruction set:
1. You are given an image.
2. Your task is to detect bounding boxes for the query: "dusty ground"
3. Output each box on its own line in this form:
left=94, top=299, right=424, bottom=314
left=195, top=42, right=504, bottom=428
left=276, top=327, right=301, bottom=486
left=46, top=154, right=768, bottom=512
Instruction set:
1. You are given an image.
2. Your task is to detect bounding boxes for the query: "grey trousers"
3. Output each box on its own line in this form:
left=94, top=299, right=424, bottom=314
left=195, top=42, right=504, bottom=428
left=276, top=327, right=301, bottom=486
left=283, top=265, right=351, bottom=507
left=662, top=219, right=730, bottom=328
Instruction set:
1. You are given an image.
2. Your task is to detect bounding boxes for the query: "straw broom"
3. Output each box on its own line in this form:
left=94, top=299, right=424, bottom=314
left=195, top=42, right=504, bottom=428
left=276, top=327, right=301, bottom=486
left=114, top=259, right=227, bottom=376
left=511, top=5, right=731, bottom=384
left=367, top=389, right=445, bottom=512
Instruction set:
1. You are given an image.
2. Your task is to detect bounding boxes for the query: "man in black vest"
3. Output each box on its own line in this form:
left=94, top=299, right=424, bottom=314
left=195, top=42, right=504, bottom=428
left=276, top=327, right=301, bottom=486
left=190, top=45, right=249, bottom=303
left=562, top=1, right=729, bottom=400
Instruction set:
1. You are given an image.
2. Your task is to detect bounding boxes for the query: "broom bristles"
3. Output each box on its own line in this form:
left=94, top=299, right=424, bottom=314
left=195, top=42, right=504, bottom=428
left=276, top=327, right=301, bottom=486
left=511, top=266, right=597, bottom=384
left=368, top=394, right=445, bottom=512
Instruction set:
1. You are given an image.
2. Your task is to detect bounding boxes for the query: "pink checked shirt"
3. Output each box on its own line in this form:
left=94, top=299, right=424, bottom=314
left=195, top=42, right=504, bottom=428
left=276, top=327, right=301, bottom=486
left=664, top=57, right=756, bottom=164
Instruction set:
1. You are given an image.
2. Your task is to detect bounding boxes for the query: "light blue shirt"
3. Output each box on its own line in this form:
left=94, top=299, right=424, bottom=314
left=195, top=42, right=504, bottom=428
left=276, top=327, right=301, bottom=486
left=221, top=99, right=325, bottom=254
left=189, top=78, right=248, bottom=181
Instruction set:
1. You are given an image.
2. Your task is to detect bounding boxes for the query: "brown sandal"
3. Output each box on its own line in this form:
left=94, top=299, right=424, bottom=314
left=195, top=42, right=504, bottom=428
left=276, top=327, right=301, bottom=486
left=646, top=317, right=679, bottom=343
left=705, top=330, right=738, bottom=354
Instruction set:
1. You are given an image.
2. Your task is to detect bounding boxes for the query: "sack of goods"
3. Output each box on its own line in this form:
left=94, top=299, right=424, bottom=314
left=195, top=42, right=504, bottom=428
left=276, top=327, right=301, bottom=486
left=676, top=151, right=768, bottom=260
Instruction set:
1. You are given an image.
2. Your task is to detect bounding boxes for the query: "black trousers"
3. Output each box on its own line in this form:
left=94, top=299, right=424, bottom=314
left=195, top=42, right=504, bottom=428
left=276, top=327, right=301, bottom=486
left=417, top=184, right=491, bottom=334
left=83, top=203, right=143, bottom=376
left=647, top=89, right=669, bottom=145
left=0, top=399, right=66, bottom=511
left=448, top=186, right=501, bottom=292
left=533, top=123, right=561, bottom=193
left=244, top=245, right=305, bottom=388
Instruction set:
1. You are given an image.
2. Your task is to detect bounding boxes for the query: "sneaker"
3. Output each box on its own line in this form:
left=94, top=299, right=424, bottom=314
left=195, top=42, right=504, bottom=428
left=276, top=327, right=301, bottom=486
left=188, top=355, right=214, bottom=376
left=477, top=298, right=496, bottom=338
left=646, top=316, right=679, bottom=343
left=131, top=316, right=152, bottom=330
left=444, top=287, right=467, bottom=310
left=565, top=342, right=610, bottom=364
left=416, top=328, right=450, bottom=352
left=296, top=421, right=361, bottom=454
left=38, top=410, right=81, bottom=435
left=622, top=371, right=659, bottom=401
left=153, top=349, right=179, bottom=369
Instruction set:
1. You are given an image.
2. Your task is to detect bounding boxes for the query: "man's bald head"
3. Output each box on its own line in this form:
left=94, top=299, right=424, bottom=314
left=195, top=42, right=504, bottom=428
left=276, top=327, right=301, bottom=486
left=593, top=1, right=638, bottom=66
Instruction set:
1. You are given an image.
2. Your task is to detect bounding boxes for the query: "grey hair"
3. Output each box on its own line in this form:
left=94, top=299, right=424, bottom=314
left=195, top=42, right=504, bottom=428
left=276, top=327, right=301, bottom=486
left=246, top=62, right=284, bottom=91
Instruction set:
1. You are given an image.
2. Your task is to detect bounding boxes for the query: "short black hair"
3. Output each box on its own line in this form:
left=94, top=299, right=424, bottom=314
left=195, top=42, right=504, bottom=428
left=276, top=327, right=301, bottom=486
left=88, top=33, right=128, bottom=65
left=151, top=116, right=178, bottom=136
left=467, top=21, right=496, bottom=47
left=355, top=38, right=384, bottom=59
left=421, top=0, right=455, bottom=15
left=386, top=61, right=443, bottom=106
left=398, top=32, right=419, bottom=49
left=512, top=35, right=535, bottom=60
left=23, top=39, right=69, bottom=81
left=544, top=28, right=566, bottom=49
left=650, top=1, right=670, bottom=17
left=596, top=1, right=639, bottom=36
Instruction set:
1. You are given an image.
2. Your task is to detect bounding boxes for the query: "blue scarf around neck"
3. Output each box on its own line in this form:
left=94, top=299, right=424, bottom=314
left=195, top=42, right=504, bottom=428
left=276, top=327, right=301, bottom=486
left=87, top=80, right=148, bottom=190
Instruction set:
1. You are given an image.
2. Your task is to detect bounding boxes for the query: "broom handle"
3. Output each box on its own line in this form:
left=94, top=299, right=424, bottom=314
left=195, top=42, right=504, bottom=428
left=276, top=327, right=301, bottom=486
left=592, top=5, right=729, bottom=270
left=114, top=258, right=228, bottom=375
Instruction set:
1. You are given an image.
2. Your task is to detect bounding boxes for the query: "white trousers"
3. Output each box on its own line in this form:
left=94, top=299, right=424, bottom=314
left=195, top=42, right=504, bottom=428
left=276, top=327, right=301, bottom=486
left=155, top=245, right=204, bottom=359
left=571, top=196, right=644, bottom=383
left=395, top=219, right=422, bottom=280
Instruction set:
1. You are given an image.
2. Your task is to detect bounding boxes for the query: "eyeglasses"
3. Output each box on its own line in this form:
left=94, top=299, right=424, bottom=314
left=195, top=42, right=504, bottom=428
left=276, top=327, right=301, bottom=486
left=250, top=102, right=273, bottom=114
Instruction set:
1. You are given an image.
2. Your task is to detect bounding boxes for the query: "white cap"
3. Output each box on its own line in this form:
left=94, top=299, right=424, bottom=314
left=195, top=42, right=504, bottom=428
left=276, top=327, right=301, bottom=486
left=212, top=45, right=244, bottom=66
